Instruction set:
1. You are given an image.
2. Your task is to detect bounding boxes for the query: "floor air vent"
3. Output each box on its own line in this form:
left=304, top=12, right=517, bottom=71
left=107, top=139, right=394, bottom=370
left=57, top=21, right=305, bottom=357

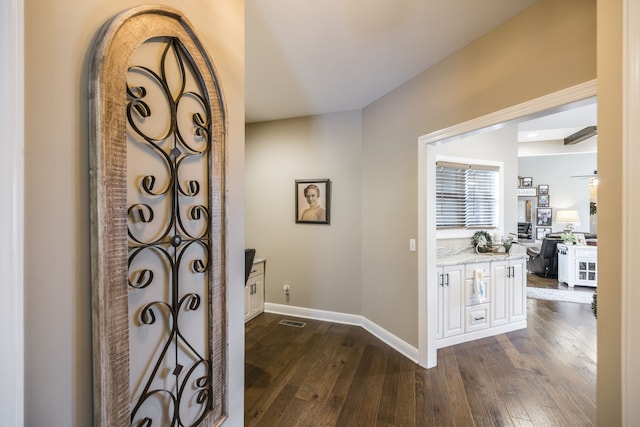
left=278, top=319, right=306, bottom=328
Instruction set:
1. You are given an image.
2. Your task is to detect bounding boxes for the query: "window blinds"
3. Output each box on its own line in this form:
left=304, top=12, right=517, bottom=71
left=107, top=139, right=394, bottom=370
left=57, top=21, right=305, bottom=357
left=436, top=161, right=499, bottom=229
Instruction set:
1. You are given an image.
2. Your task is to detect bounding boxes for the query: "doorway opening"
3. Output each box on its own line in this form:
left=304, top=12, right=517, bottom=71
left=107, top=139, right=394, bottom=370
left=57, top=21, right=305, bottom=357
left=417, top=80, right=597, bottom=368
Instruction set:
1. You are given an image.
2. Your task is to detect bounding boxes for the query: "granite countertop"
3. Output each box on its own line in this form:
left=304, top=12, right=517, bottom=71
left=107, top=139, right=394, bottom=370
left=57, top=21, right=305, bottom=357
left=437, top=245, right=527, bottom=266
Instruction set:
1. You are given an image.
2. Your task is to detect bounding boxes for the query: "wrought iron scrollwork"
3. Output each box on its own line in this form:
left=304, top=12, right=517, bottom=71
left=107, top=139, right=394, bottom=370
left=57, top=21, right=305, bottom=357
left=126, top=37, right=213, bottom=427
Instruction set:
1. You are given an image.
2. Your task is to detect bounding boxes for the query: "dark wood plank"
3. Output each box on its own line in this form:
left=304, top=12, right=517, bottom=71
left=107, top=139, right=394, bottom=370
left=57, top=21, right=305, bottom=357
left=392, top=356, right=416, bottom=426
left=245, top=295, right=596, bottom=426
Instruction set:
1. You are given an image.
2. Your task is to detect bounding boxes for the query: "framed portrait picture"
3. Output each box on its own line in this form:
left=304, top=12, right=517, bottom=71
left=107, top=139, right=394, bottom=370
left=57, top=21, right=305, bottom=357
left=536, top=207, right=552, bottom=226
left=536, top=227, right=552, bottom=240
left=295, top=179, right=331, bottom=224
left=537, top=194, right=550, bottom=207
left=538, top=184, right=549, bottom=195
left=575, top=233, right=587, bottom=245
left=522, top=177, right=533, bottom=187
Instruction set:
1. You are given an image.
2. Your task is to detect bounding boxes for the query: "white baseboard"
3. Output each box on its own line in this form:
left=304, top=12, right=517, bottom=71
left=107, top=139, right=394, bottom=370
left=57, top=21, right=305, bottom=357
left=436, top=321, right=527, bottom=349
left=264, top=303, right=419, bottom=363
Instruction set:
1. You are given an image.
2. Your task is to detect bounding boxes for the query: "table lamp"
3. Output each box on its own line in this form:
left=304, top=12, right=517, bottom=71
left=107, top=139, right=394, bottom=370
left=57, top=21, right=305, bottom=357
left=555, top=209, right=581, bottom=232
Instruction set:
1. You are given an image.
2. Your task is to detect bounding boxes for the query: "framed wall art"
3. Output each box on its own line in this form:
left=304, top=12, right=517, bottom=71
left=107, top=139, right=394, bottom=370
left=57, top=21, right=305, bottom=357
left=89, top=6, right=228, bottom=426
left=538, top=184, right=549, bottom=195
left=536, top=208, right=552, bottom=226
left=536, top=227, right=552, bottom=240
left=295, top=179, right=331, bottom=224
left=538, top=194, right=550, bottom=207
left=521, top=177, right=533, bottom=187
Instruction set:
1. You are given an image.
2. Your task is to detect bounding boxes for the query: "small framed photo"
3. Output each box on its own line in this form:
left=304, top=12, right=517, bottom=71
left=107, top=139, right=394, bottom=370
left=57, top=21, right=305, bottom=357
left=536, top=207, right=552, bottom=226
left=522, top=177, right=533, bottom=187
left=295, top=179, right=331, bottom=224
left=538, top=184, right=549, bottom=195
left=575, top=233, right=587, bottom=245
left=536, top=227, right=552, bottom=240
left=537, top=194, right=550, bottom=207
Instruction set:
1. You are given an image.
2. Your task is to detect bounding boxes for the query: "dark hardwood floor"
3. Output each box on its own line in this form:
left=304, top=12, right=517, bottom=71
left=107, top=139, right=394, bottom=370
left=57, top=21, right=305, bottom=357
left=245, top=296, right=596, bottom=426
left=526, top=272, right=596, bottom=296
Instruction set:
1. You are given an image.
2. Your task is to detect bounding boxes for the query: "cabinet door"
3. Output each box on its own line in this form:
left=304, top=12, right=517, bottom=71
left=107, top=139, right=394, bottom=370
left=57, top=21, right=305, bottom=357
left=436, top=270, right=444, bottom=340
left=557, top=244, right=570, bottom=284
left=244, top=283, right=253, bottom=321
left=442, top=265, right=464, bottom=338
left=509, top=259, right=526, bottom=323
left=252, top=275, right=265, bottom=316
left=490, top=261, right=509, bottom=327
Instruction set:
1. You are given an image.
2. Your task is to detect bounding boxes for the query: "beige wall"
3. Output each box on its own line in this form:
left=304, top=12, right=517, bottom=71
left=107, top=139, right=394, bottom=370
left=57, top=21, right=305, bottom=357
left=361, top=0, right=596, bottom=344
left=246, top=111, right=363, bottom=313
left=24, top=1, right=245, bottom=425
left=244, top=0, right=596, bottom=347
left=597, top=0, right=623, bottom=424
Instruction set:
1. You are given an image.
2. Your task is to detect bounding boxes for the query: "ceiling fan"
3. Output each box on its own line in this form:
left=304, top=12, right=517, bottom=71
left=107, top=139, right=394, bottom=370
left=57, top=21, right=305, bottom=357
left=571, top=170, right=599, bottom=186
left=571, top=170, right=597, bottom=179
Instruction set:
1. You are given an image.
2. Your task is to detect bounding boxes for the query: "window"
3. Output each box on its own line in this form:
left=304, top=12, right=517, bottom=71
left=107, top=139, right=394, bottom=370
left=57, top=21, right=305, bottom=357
left=436, top=160, right=499, bottom=229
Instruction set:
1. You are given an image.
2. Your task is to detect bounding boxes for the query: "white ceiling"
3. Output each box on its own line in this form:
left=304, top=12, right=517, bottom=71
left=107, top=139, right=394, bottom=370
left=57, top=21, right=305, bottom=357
left=517, top=99, right=598, bottom=156
left=246, top=0, right=538, bottom=123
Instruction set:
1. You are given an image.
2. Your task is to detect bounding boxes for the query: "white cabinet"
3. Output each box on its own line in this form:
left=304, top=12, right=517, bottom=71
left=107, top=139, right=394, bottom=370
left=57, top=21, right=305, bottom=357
left=491, top=258, right=526, bottom=326
left=463, top=262, right=490, bottom=332
left=245, top=260, right=265, bottom=322
left=436, top=256, right=527, bottom=349
left=557, top=244, right=597, bottom=288
left=490, top=261, right=509, bottom=327
left=509, top=259, right=526, bottom=323
left=436, top=264, right=464, bottom=339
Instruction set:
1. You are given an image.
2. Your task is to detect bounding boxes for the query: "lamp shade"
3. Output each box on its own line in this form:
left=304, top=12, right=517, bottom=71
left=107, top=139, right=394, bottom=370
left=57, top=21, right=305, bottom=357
left=555, top=209, right=581, bottom=226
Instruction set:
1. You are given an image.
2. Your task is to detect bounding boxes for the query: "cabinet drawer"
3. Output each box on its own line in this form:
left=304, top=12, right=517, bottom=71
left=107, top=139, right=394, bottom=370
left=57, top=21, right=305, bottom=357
left=574, top=248, right=596, bottom=258
left=248, top=261, right=264, bottom=278
left=465, top=262, right=490, bottom=280
left=466, top=304, right=490, bottom=332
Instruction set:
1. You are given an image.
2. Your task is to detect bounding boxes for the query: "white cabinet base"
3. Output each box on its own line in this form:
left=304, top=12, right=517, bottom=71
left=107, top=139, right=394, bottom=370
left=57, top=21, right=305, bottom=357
left=245, top=260, right=265, bottom=322
left=437, top=321, right=527, bottom=349
left=436, top=256, right=527, bottom=349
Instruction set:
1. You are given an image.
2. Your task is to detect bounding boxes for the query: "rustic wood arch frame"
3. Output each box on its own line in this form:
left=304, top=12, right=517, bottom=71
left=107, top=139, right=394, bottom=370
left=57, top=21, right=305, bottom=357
left=89, top=6, right=227, bottom=426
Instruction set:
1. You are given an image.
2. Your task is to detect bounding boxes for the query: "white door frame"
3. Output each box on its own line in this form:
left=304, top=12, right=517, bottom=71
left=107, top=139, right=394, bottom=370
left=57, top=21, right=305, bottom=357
left=0, top=0, right=24, bottom=425
left=416, top=80, right=597, bottom=368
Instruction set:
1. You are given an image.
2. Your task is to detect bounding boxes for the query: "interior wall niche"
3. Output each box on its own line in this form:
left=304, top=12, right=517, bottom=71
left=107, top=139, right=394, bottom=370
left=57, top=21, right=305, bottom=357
left=89, top=6, right=227, bottom=426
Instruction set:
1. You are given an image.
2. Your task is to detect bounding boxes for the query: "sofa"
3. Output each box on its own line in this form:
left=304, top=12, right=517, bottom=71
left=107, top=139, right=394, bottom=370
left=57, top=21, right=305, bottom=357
left=526, top=233, right=597, bottom=277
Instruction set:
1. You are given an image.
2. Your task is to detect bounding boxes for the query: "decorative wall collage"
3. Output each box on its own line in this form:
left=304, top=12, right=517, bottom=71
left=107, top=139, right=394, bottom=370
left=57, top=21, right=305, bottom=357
left=518, top=177, right=551, bottom=240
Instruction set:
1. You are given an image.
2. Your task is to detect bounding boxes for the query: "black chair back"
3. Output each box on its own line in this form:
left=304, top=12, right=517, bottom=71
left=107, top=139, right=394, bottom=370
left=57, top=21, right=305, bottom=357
left=245, top=248, right=256, bottom=285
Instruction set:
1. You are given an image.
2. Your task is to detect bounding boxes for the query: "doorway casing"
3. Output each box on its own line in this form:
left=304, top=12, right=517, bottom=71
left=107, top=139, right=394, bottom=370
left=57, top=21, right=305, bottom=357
left=416, top=79, right=598, bottom=368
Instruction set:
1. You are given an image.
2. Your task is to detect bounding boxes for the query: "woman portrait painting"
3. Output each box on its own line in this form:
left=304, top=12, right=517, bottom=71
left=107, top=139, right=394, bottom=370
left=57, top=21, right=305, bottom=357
left=296, top=180, right=330, bottom=224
